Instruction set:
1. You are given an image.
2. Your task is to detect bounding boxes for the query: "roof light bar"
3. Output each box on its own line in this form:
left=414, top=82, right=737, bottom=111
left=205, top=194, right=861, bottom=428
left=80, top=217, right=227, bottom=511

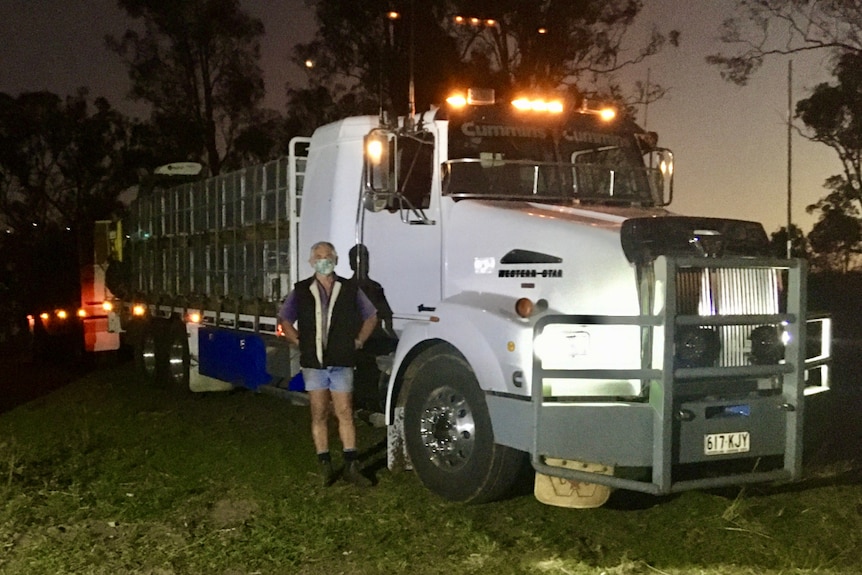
left=511, top=97, right=564, bottom=114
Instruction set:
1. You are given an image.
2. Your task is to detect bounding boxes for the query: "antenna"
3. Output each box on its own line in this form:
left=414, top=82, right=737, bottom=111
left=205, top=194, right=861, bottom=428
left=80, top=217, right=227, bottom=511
left=406, top=0, right=416, bottom=129
left=786, top=59, right=793, bottom=259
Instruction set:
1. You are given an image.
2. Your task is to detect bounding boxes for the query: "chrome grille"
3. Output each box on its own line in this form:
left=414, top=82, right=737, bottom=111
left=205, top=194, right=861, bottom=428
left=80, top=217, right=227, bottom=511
left=677, top=267, right=781, bottom=366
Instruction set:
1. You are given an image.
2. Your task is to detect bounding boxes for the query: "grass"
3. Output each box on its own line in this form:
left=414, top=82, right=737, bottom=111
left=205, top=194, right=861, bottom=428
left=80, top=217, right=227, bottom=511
left=1, top=361, right=861, bottom=575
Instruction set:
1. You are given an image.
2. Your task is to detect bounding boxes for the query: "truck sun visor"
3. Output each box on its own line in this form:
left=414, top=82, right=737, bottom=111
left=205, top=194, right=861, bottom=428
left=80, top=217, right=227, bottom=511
left=620, top=216, right=771, bottom=264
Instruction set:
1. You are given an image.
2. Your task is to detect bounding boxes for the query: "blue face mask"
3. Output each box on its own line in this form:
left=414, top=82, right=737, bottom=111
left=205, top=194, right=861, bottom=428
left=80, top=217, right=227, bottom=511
left=314, top=258, right=335, bottom=276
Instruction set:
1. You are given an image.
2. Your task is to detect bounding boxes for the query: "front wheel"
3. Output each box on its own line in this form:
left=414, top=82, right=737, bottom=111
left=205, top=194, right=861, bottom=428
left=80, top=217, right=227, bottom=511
left=403, top=346, right=527, bottom=503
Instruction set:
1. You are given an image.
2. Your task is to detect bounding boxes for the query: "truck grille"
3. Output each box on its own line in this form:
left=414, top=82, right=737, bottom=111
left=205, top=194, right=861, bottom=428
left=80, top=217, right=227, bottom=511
left=677, top=267, right=781, bottom=367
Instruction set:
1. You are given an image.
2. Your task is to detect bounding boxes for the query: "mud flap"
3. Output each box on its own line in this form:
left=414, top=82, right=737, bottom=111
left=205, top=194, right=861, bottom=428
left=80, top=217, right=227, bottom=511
left=387, top=406, right=412, bottom=472
left=534, top=458, right=614, bottom=509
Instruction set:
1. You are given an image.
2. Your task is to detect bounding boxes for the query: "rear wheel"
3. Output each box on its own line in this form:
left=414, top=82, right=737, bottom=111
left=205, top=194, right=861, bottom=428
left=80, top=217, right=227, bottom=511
left=164, top=320, right=190, bottom=391
left=135, top=321, right=159, bottom=384
left=403, top=345, right=527, bottom=503
left=134, top=318, right=189, bottom=390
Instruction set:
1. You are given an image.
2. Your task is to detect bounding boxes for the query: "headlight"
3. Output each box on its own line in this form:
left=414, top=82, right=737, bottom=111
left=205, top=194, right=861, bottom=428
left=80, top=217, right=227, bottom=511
left=749, top=325, right=785, bottom=365
left=675, top=326, right=721, bottom=368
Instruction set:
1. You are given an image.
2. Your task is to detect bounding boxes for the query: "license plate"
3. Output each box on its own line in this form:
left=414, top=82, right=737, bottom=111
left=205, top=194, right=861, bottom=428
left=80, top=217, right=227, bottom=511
left=704, top=432, right=750, bottom=455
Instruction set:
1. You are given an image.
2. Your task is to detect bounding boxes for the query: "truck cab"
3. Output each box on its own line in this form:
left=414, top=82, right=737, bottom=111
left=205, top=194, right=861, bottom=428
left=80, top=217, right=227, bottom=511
left=298, top=89, right=831, bottom=507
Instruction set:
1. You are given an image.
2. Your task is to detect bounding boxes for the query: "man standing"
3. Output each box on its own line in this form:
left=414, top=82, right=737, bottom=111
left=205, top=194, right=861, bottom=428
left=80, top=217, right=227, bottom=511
left=279, top=241, right=377, bottom=487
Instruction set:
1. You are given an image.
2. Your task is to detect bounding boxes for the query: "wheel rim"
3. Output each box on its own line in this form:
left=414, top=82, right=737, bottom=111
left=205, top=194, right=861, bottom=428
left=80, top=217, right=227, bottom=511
left=418, top=385, right=476, bottom=470
left=141, top=334, right=157, bottom=378
left=166, top=338, right=187, bottom=385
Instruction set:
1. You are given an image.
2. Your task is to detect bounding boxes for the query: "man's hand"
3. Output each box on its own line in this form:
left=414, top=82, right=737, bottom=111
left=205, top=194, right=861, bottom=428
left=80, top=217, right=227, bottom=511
left=280, top=322, right=300, bottom=346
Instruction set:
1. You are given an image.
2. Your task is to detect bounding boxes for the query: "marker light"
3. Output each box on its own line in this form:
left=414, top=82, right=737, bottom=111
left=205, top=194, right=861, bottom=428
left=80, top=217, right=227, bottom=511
left=446, top=93, right=468, bottom=108
left=188, top=312, right=201, bottom=324
left=77, top=308, right=87, bottom=318
left=366, top=138, right=384, bottom=163
left=102, top=301, right=113, bottom=312
left=598, top=108, right=616, bottom=121
left=516, top=298, right=534, bottom=318
left=132, top=304, right=146, bottom=317
left=40, top=312, right=49, bottom=321
left=512, top=98, right=564, bottom=113
left=56, top=309, right=68, bottom=320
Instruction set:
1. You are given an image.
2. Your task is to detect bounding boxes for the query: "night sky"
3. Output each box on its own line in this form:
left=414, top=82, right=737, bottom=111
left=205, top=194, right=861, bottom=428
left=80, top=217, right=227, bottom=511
left=0, top=0, right=841, bottom=234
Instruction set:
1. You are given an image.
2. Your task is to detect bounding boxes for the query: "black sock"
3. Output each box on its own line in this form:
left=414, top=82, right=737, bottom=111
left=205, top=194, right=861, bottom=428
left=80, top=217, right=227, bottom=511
left=317, top=451, right=331, bottom=463
left=343, top=449, right=358, bottom=462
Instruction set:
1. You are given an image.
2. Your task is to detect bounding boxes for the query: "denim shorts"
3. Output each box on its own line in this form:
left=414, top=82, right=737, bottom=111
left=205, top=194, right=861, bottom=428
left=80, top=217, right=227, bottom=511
left=301, top=366, right=354, bottom=393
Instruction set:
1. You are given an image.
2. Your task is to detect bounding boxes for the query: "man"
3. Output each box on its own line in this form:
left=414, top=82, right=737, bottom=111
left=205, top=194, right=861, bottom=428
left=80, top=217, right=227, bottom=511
left=279, top=241, right=377, bottom=487
left=348, top=244, right=397, bottom=412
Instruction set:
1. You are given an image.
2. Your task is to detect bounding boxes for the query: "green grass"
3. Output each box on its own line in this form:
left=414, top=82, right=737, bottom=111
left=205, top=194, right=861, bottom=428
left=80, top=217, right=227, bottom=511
left=1, top=362, right=861, bottom=575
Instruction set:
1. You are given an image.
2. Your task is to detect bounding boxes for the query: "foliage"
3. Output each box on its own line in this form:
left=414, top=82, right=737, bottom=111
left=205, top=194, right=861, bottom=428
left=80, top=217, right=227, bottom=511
left=797, top=51, right=862, bottom=271
left=707, top=0, right=862, bottom=86
left=107, top=0, right=277, bottom=174
left=0, top=90, right=144, bottom=313
left=0, top=362, right=860, bottom=574
left=711, top=2, right=862, bottom=271
left=767, top=223, right=809, bottom=259
left=0, top=90, right=132, bottom=232
left=289, top=0, right=673, bottom=132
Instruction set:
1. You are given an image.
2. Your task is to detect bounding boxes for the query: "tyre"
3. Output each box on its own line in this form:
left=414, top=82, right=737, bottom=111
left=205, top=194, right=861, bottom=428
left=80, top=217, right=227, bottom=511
left=164, top=320, right=190, bottom=391
left=403, top=345, right=527, bottom=503
left=134, top=320, right=159, bottom=385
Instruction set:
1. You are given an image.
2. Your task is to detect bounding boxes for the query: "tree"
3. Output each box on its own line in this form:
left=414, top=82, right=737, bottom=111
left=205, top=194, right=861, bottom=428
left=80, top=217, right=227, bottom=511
left=0, top=90, right=135, bottom=313
left=444, top=0, right=669, bottom=95
left=805, top=176, right=862, bottom=272
left=289, top=0, right=672, bottom=131
left=0, top=90, right=133, bottom=232
left=767, top=223, right=809, bottom=259
left=107, top=0, right=273, bottom=174
left=707, top=0, right=862, bottom=86
left=711, top=1, right=862, bottom=271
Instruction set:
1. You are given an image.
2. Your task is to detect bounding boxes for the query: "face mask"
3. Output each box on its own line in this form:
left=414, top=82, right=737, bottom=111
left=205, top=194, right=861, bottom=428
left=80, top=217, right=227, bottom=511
left=314, top=258, right=335, bottom=275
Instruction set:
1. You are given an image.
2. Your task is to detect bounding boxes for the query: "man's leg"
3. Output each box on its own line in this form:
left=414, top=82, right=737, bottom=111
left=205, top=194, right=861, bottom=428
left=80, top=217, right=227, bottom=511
left=329, top=366, right=371, bottom=487
left=330, top=390, right=357, bottom=450
left=308, top=388, right=332, bottom=453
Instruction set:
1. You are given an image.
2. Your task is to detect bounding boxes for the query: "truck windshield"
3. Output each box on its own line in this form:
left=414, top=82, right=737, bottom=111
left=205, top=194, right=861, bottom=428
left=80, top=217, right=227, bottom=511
left=443, top=114, right=661, bottom=206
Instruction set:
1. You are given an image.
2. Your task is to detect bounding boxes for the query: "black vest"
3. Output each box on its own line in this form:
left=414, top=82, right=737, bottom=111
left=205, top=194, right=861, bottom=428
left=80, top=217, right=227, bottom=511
left=294, top=276, right=361, bottom=368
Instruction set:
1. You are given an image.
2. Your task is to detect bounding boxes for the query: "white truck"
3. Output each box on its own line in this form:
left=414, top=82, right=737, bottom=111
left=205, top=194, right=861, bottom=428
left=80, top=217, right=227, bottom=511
left=100, top=88, right=832, bottom=508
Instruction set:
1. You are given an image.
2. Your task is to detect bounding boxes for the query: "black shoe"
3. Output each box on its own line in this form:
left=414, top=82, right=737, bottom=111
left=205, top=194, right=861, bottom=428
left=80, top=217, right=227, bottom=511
left=320, top=460, right=335, bottom=487
left=343, top=460, right=372, bottom=487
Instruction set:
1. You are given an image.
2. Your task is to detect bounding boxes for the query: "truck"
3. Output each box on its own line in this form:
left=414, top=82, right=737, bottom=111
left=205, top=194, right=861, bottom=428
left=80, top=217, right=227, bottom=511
left=94, top=88, right=831, bottom=508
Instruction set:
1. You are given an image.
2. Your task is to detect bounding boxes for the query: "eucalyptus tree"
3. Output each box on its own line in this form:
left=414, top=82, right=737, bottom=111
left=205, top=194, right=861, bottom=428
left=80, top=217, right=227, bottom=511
left=289, top=0, right=672, bottom=132
left=710, top=1, right=862, bottom=270
left=107, top=0, right=272, bottom=174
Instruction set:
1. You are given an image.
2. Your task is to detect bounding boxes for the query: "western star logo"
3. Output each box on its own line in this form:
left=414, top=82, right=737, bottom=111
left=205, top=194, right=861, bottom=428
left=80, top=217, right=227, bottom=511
left=498, top=269, right=563, bottom=278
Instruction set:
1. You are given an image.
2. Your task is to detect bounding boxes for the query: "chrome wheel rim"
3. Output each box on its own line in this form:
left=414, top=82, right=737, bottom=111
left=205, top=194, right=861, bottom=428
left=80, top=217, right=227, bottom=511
left=418, top=385, right=476, bottom=470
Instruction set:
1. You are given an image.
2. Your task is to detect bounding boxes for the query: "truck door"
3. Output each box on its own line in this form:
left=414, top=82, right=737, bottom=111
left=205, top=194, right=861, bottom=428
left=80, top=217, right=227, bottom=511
left=361, top=132, right=442, bottom=330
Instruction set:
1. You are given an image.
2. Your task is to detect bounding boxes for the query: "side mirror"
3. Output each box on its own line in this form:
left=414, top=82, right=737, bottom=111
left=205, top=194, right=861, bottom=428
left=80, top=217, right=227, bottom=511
left=364, top=130, right=396, bottom=195
left=644, top=148, right=673, bottom=206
